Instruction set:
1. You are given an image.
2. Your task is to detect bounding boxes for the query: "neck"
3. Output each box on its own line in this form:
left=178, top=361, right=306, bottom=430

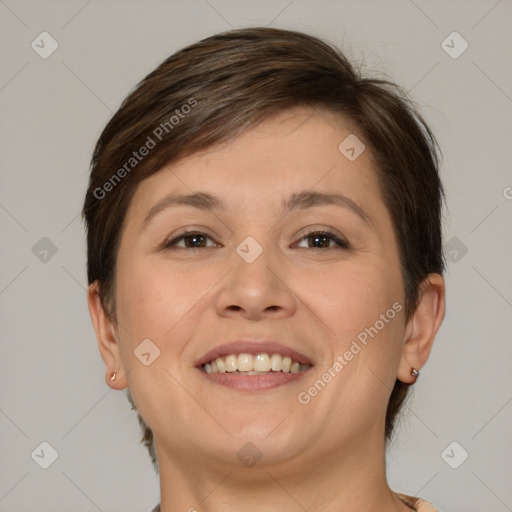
left=156, top=428, right=410, bottom=512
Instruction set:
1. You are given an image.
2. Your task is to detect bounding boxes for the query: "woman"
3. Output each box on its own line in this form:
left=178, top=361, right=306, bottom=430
left=83, top=27, right=445, bottom=511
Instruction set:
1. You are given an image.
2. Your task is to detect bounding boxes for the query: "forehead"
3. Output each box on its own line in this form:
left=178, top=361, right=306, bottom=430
left=125, top=106, right=382, bottom=220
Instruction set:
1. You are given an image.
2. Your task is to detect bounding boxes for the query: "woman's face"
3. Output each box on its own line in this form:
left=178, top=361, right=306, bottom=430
left=110, top=107, right=411, bottom=473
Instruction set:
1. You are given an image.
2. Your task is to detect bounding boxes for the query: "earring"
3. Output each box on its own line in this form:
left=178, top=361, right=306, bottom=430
left=110, top=371, right=117, bottom=381
left=410, top=368, right=420, bottom=378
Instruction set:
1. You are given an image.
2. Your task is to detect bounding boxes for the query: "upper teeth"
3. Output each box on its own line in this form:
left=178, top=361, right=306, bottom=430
left=202, top=353, right=310, bottom=374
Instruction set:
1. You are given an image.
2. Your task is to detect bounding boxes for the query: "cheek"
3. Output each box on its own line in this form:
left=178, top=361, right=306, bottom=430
left=317, top=259, right=403, bottom=336
left=115, top=255, right=207, bottom=350
left=312, top=263, right=404, bottom=415
left=313, top=256, right=405, bottom=401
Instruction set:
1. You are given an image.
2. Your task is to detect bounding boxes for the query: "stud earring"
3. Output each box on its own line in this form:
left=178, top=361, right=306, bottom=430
left=410, top=368, right=420, bottom=378
left=110, top=371, right=117, bottom=381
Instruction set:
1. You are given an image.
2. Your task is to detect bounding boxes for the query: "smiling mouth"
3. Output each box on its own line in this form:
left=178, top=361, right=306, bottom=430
left=201, top=353, right=312, bottom=375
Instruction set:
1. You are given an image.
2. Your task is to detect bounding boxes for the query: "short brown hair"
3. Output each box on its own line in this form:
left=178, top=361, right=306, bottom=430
left=83, top=27, right=444, bottom=471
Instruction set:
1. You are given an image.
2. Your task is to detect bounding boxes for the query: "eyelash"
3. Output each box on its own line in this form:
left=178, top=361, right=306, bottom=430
left=162, top=229, right=350, bottom=251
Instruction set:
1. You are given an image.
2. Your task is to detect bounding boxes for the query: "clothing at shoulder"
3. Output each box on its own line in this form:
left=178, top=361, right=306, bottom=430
left=397, top=493, right=439, bottom=511
left=152, top=496, right=438, bottom=512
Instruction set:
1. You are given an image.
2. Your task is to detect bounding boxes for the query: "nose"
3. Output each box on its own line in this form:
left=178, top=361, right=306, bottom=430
left=214, top=240, right=298, bottom=321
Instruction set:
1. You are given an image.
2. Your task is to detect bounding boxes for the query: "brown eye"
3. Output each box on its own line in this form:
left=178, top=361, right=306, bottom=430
left=163, top=232, right=217, bottom=249
left=295, top=230, right=349, bottom=250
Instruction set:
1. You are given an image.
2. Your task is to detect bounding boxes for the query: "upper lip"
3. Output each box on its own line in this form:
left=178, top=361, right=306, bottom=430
left=194, top=339, right=314, bottom=367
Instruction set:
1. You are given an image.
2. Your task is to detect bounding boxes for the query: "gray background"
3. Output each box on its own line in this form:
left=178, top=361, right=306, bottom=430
left=1, top=1, right=511, bottom=511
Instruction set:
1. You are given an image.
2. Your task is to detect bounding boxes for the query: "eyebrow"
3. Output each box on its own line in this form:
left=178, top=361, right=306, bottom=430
left=142, top=190, right=372, bottom=228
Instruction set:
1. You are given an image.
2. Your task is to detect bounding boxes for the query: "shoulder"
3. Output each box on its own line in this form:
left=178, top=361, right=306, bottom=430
left=396, top=492, right=439, bottom=511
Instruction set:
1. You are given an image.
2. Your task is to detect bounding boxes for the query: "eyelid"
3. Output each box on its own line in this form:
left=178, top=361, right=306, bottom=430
left=296, top=225, right=346, bottom=239
left=162, top=226, right=350, bottom=251
left=294, top=227, right=350, bottom=249
left=162, top=227, right=220, bottom=249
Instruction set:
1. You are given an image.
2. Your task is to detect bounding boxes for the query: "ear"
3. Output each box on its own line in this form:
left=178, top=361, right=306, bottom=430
left=397, top=273, right=445, bottom=384
left=87, top=281, right=128, bottom=390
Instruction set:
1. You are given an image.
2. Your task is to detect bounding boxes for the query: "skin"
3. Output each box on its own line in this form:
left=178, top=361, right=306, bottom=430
left=88, top=106, right=445, bottom=511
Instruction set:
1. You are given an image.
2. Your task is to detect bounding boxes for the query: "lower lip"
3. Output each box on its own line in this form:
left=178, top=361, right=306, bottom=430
left=198, top=369, right=312, bottom=391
